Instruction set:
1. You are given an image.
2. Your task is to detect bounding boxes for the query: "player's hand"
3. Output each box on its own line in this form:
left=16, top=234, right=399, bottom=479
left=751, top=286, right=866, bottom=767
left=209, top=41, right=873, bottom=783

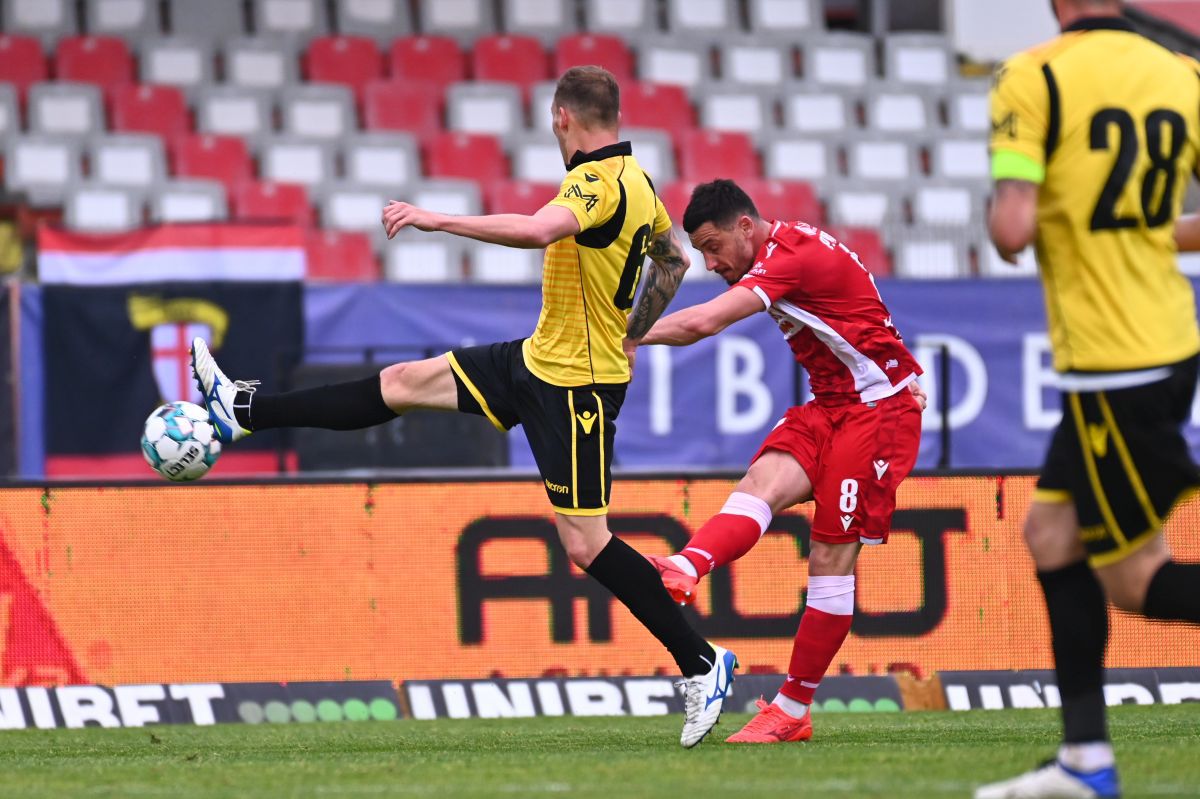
left=382, top=201, right=440, bottom=239
left=909, top=381, right=928, bottom=411
left=623, top=337, right=638, bottom=374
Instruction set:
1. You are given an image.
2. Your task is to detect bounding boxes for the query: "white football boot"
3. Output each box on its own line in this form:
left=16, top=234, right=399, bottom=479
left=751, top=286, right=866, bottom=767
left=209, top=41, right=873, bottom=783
left=190, top=337, right=257, bottom=443
left=975, top=760, right=1121, bottom=799
left=677, top=643, right=737, bottom=748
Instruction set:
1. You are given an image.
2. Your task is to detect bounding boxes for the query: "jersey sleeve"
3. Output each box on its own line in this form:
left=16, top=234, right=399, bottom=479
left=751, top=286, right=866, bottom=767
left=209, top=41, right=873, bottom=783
left=734, top=238, right=804, bottom=308
left=652, top=193, right=672, bottom=236
left=547, top=165, right=620, bottom=232
left=989, top=52, right=1050, bottom=184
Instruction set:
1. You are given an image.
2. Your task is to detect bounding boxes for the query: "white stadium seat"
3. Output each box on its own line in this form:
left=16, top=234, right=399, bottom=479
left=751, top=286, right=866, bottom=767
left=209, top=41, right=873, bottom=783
left=446, top=82, right=525, bottom=138
left=150, top=179, right=229, bottom=223
left=259, top=137, right=337, bottom=188
left=895, top=236, right=969, bottom=278
left=140, top=37, right=214, bottom=93
left=470, top=243, right=543, bottom=283
left=884, top=33, right=953, bottom=86
left=65, top=184, right=143, bottom=231
left=5, top=137, right=82, bottom=206
left=804, top=34, right=875, bottom=87
left=932, top=138, right=991, bottom=180
left=636, top=42, right=712, bottom=89
left=88, top=134, right=167, bottom=188
left=28, top=82, right=104, bottom=136
left=500, top=0, right=576, bottom=43
left=223, top=38, right=299, bottom=90
left=342, top=133, right=421, bottom=188
left=280, top=84, right=357, bottom=140
left=334, top=0, right=414, bottom=44
left=386, top=231, right=466, bottom=282
left=195, top=86, right=274, bottom=140
left=763, top=136, right=834, bottom=182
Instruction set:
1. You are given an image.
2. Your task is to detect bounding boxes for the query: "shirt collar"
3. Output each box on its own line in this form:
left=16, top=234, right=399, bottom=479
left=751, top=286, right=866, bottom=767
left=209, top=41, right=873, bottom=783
left=567, top=141, right=632, bottom=169
left=1063, top=16, right=1135, bottom=33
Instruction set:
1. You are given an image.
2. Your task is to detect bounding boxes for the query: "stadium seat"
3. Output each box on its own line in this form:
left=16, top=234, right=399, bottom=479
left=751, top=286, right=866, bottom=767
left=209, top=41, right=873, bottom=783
left=678, top=130, right=760, bottom=182
left=343, top=133, right=421, bottom=188
left=89, top=134, right=166, bottom=188
left=362, top=80, right=443, bottom=143
left=28, top=82, right=105, bottom=136
left=259, top=137, right=337, bottom=188
left=223, top=37, right=299, bottom=90
left=912, top=183, right=977, bottom=228
left=333, top=0, right=413, bottom=45
left=55, top=36, right=134, bottom=95
left=2, top=0, right=78, bottom=46
left=884, top=33, right=953, bottom=86
left=763, top=135, right=835, bottom=182
left=472, top=35, right=551, bottom=94
left=446, top=82, right=525, bottom=138
left=659, top=181, right=699, bottom=224
left=250, top=0, right=330, bottom=41
left=385, top=230, right=465, bottom=282
left=5, top=136, right=83, bottom=206
left=140, top=37, right=214, bottom=93
left=0, top=35, right=48, bottom=96
left=171, top=134, right=253, bottom=194
left=83, top=0, right=162, bottom=41
left=1136, top=2, right=1200, bottom=38
left=699, top=87, right=776, bottom=137
left=195, top=86, right=273, bottom=141
left=781, top=89, right=853, bottom=134
left=740, top=178, right=823, bottom=224
left=626, top=128, right=677, bottom=181
left=747, top=0, right=823, bottom=38
left=946, top=83, right=990, bottom=133
left=304, top=36, right=383, bottom=99
left=388, top=36, right=465, bottom=91
left=484, top=179, right=558, bottom=215
left=720, top=40, right=796, bottom=86
left=529, top=80, right=558, bottom=123
left=167, top=0, right=245, bottom=40
left=978, top=236, right=1038, bottom=278
left=863, top=87, right=937, bottom=133
left=637, top=42, right=713, bottom=89
left=804, top=33, right=875, bottom=87
left=845, top=137, right=920, bottom=181
left=554, top=34, right=633, bottom=84
left=666, top=0, right=739, bottom=38
left=109, top=84, right=190, bottom=140
left=320, top=184, right=390, bottom=238
left=832, top=226, right=891, bottom=276
left=64, top=184, right=144, bottom=231
left=501, top=0, right=577, bottom=44
left=416, top=0, right=496, bottom=46
left=583, top=0, right=656, bottom=38
left=0, top=85, right=19, bottom=139
left=412, top=179, right=483, bottom=216
left=895, top=235, right=969, bottom=278
left=825, top=183, right=901, bottom=229
left=426, top=132, right=509, bottom=182
left=150, top=179, right=229, bottom=223
left=233, top=180, right=313, bottom=226
left=306, top=229, right=380, bottom=281
left=511, top=135, right=566, bottom=183
left=280, top=84, right=358, bottom=140
left=621, top=82, right=696, bottom=135
left=470, top=243, right=542, bottom=283
left=931, top=138, right=990, bottom=180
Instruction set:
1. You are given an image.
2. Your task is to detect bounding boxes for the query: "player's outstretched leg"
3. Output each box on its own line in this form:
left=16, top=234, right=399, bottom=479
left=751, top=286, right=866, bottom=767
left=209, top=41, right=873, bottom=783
left=190, top=337, right=258, bottom=442
left=676, top=642, right=738, bottom=748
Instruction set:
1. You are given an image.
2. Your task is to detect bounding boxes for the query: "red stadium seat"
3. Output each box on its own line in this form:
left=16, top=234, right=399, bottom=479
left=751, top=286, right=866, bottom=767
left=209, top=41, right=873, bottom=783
left=362, top=80, right=443, bottom=143
left=55, top=36, right=134, bottom=94
left=306, top=229, right=379, bottom=281
left=1137, top=2, right=1200, bottom=37
left=484, top=179, right=558, bottom=215
left=233, top=181, right=314, bottom=227
left=389, top=36, right=465, bottom=91
left=0, top=35, right=47, bottom=96
left=110, top=84, right=190, bottom=140
left=471, top=34, right=549, bottom=93
left=554, top=34, right=633, bottom=84
left=678, top=130, right=761, bottom=182
left=425, top=132, right=508, bottom=182
left=304, top=36, right=383, bottom=101
left=658, top=180, right=699, bottom=225
left=832, top=227, right=891, bottom=277
left=740, top=178, right=823, bottom=225
left=622, top=82, right=696, bottom=134
left=171, top=134, right=252, bottom=194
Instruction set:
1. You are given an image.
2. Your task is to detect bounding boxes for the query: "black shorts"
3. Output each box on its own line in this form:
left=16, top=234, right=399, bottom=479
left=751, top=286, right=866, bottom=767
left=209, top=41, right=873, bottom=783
left=1037, top=355, right=1200, bottom=566
left=446, top=339, right=626, bottom=515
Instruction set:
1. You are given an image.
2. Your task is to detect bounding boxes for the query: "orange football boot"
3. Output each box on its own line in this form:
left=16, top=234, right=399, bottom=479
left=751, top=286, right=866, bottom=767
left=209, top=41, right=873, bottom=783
left=646, top=554, right=699, bottom=606
left=725, top=698, right=813, bottom=743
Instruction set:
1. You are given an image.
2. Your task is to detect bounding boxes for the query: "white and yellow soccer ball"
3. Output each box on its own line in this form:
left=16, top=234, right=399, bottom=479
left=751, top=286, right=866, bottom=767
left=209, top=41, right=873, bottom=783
left=141, top=401, right=222, bottom=481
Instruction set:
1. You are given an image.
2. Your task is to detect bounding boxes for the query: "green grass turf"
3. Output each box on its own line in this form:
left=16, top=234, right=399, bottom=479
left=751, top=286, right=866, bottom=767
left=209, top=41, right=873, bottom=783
left=0, top=705, right=1197, bottom=799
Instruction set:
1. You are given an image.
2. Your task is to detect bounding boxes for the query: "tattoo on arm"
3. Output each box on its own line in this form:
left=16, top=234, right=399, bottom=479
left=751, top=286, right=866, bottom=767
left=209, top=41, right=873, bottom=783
left=626, top=230, right=690, bottom=339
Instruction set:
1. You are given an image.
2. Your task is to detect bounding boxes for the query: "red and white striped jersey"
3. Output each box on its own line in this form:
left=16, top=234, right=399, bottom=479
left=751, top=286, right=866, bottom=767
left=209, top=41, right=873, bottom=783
left=735, top=220, right=922, bottom=405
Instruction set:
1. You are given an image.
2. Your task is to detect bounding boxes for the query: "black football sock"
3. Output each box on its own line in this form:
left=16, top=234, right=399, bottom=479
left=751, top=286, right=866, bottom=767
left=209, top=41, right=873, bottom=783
left=236, top=374, right=397, bottom=431
left=1143, top=561, right=1200, bottom=622
left=1037, top=561, right=1110, bottom=744
left=584, top=535, right=716, bottom=677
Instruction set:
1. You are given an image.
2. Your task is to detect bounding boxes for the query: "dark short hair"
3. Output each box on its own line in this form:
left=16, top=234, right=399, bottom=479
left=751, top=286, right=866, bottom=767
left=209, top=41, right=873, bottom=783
left=552, top=66, right=620, bottom=129
left=682, top=179, right=760, bottom=234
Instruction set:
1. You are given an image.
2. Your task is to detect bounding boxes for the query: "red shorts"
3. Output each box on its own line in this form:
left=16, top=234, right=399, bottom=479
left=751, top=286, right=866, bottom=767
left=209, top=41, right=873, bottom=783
left=752, top=388, right=922, bottom=545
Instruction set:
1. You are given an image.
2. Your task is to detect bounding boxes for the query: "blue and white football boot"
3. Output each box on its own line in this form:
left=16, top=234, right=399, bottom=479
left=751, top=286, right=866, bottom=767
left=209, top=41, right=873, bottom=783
left=975, top=759, right=1121, bottom=799
left=677, top=643, right=738, bottom=748
left=190, top=337, right=257, bottom=443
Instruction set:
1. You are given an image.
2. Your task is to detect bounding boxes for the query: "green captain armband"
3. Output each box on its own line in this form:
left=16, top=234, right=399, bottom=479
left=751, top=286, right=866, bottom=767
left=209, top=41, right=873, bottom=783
left=991, top=150, right=1044, bottom=184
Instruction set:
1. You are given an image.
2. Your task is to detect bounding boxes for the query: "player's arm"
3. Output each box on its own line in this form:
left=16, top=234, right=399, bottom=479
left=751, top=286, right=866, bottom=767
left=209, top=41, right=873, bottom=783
left=634, top=286, right=764, bottom=346
left=381, top=201, right=581, bottom=248
left=1175, top=214, right=1200, bottom=251
left=988, top=54, right=1046, bottom=264
left=626, top=228, right=692, bottom=340
left=988, top=179, right=1039, bottom=263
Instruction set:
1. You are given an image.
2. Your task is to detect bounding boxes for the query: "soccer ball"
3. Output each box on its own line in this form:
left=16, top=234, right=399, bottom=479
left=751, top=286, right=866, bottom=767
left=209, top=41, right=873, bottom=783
left=141, top=401, right=222, bottom=482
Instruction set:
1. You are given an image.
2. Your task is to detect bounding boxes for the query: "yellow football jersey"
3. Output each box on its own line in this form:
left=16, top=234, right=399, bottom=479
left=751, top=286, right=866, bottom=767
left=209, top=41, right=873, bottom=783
left=990, top=17, right=1200, bottom=373
left=524, top=141, right=672, bottom=386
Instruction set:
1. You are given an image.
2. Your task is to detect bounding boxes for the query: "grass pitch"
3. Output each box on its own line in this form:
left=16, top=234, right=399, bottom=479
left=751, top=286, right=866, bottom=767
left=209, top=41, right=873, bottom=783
left=0, top=705, right=1197, bottom=799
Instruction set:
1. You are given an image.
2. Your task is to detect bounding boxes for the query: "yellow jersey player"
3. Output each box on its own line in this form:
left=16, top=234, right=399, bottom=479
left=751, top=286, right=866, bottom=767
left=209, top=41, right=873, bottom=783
left=189, top=66, right=737, bottom=748
left=980, top=1, right=1200, bottom=797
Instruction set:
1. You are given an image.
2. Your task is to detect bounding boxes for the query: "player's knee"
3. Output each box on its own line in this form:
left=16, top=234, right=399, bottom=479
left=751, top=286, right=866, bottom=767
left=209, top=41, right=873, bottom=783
left=561, top=537, right=596, bottom=569
left=1104, top=580, right=1147, bottom=614
left=379, top=362, right=412, bottom=409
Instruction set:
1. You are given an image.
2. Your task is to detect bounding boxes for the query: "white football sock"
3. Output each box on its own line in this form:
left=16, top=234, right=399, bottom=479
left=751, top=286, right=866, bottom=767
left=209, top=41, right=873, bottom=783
left=771, top=692, right=809, bottom=719
left=667, top=555, right=698, bottom=578
left=1058, top=741, right=1115, bottom=772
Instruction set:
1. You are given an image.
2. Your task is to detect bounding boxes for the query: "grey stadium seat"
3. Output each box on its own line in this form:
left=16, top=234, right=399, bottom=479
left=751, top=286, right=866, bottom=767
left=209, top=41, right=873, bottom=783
left=280, top=84, right=357, bottom=140
left=884, top=33, right=954, bottom=86
left=931, top=138, right=990, bottom=180
left=84, top=0, right=162, bottom=40
left=803, top=33, right=876, bottom=87
left=0, top=85, right=19, bottom=140
left=334, top=0, right=413, bottom=44
left=470, top=242, right=543, bottom=284
left=140, top=37, right=215, bottom=94
left=946, top=82, right=990, bottom=133
left=979, top=237, right=1038, bottom=278
left=626, top=128, right=676, bottom=182
left=863, top=86, right=938, bottom=134
left=5, top=137, right=83, bottom=206
left=28, top=82, right=105, bottom=137
left=343, top=133, right=421, bottom=189
left=223, top=37, right=299, bottom=91
left=65, top=184, right=144, bottom=232
left=417, top=0, right=497, bottom=46
left=583, top=0, right=656, bottom=39
left=636, top=42, right=713, bottom=90
left=167, top=0, right=245, bottom=40
left=666, top=0, right=740, bottom=40
left=385, top=230, right=466, bottom=282
left=500, top=0, right=577, bottom=44
left=320, top=183, right=391, bottom=252
left=446, top=82, right=525, bottom=138
left=529, top=81, right=558, bottom=125
left=911, top=182, right=981, bottom=228
left=250, top=0, right=330, bottom=40
left=410, top=179, right=483, bottom=217
left=747, top=0, right=823, bottom=38
left=512, top=134, right=568, bottom=183
left=824, top=182, right=905, bottom=228
left=844, top=136, right=921, bottom=182
left=196, top=86, right=274, bottom=141
left=150, top=179, right=229, bottom=223
left=3, top=0, right=78, bottom=46
left=720, top=39, right=797, bottom=86
left=762, top=135, right=836, bottom=182
left=88, top=134, right=167, bottom=188
left=782, top=89, right=855, bottom=135
left=699, top=86, right=777, bottom=138
left=259, top=137, right=338, bottom=189
left=894, top=234, right=970, bottom=279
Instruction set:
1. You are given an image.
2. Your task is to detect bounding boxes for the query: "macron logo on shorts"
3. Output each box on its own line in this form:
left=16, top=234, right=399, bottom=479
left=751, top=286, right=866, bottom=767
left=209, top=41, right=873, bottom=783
left=873, top=459, right=889, bottom=479
left=840, top=514, right=853, bottom=531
